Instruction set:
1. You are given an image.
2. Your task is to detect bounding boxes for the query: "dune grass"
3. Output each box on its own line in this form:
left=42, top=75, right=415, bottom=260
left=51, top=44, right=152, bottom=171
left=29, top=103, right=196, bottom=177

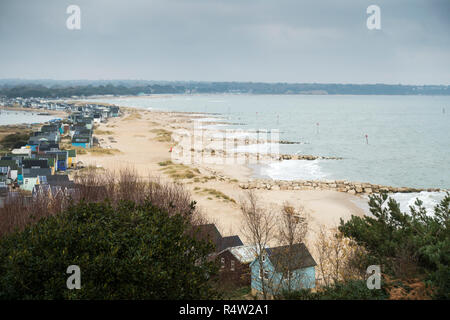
left=158, top=160, right=200, bottom=180
left=193, top=175, right=216, bottom=183
left=71, top=146, right=88, bottom=155
left=150, top=129, right=172, bottom=142
left=195, top=188, right=236, bottom=203
left=94, top=129, right=114, bottom=135
left=123, top=112, right=142, bottom=121
left=89, top=147, right=122, bottom=155
left=62, top=145, right=119, bottom=156
left=158, top=160, right=173, bottom=166
left=77, top=164, right=106, bottom=172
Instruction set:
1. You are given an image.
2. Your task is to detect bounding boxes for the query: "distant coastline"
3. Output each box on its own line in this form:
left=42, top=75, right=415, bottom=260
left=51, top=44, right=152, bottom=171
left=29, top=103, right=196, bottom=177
left=1, top=80, right=450, bottom=98
left=0, top=105, right=66, bottom=116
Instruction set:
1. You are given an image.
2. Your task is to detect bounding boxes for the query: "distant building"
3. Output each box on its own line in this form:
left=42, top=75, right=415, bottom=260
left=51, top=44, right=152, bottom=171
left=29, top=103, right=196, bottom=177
left=194, top=224, right=243, bottom=254
left=22, top=168, right=52, bottom=191
left=0, top=159, right=19, bottom=182
left=45, top=150, right=69, bottom=171
left=11, top=147, right=32, bottom=157
left=250, top=243, right=316, bottom=297
left=193, top=224, right=222, bottom=252
left=35, top=154, right=57, bottom=174
left=67, top=149, right=77, bottom=168
left=71, top=135, right=92, bottom=148
left=216, top=245, right=255, bottom=287
left=22, top=159, right=50, bottom=169
left=38, top=141, right=60, bottom=152
left=32, top=183, right=76, bottom=199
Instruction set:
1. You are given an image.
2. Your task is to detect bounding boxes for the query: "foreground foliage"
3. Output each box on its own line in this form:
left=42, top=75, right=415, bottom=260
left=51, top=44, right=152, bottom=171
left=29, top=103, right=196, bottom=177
left=0, top=132, right=31, bottom=149
left=280, top=280, right=388, bottom=300
left=339, top=193, right=450, bottom=299
left=0, top=200, right=218, bottom=299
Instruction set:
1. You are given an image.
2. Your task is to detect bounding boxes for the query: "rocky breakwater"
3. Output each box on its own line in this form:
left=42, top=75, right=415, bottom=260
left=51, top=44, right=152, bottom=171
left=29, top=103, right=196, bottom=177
left=278, top=154, right=343, bottom=160
left=238, top=179, right=442, bottom=195
left=173, top=147, right=342, bottom=163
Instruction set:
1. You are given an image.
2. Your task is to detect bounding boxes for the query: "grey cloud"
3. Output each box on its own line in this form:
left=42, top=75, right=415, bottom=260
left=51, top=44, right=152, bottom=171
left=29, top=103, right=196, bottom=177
left=0, top=0, right=448, bottom=84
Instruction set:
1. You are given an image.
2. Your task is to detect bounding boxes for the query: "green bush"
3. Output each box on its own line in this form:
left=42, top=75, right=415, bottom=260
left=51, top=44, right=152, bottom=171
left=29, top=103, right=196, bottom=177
left=339, top=192, right=450, bottom=299
left=280, top=280, right=389, bottom=300
left=0, top=132, right=30, bottom=149
left=0, top=200, right=218, bottom=299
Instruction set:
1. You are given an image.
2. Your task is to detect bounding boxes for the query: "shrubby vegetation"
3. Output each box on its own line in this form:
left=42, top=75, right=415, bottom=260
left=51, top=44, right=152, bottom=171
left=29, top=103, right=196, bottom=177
left=281, top=280, right=389, bottom=300
left=279, top=192, right=449, bottom=300
left=0, top=132, right=31, bottom=150
left=0, top=168, right=204, bottom=236
left=0, top=169, right=219, bottom=299
left=0, top=166, right=447, bottom=300
left=339, top=192, right=449, bottom=299
left=0, top=200, right=218, bottom=299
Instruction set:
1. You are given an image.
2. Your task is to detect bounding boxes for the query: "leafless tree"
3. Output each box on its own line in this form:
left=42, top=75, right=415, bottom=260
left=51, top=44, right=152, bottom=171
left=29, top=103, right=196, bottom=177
left=240, top=190, right=276, bottom=299
left=314, top=225, right=366, bottom=287
left=0, top=167, right=206, bottom=237
left=315, top=225, right=332, bottom=287
left=273, top=202, right=310, bottom=294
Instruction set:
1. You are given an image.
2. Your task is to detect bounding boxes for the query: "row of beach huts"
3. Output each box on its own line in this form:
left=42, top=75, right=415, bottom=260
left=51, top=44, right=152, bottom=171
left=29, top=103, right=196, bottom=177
left=0, top=102, right=120, bottom=202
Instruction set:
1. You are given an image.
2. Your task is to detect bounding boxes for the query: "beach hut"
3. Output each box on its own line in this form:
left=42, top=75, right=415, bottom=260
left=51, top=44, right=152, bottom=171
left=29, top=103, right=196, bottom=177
left=250, top=243, right=316, bottom=297
left=71, top=135, right=92, bottom=148
left=11, top=147, right=32, bottom=157
left=22, top=168, right=52, bottom=191
left=216, top=244, right=255, bottom=287
left=67, top=149, right=77, bottom=167
left=45, top=150, right=69, bottom=171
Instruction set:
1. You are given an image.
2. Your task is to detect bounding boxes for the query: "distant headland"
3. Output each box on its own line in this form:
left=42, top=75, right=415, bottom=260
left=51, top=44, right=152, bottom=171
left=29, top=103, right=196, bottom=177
left=0, top=79, right=449, bottom=98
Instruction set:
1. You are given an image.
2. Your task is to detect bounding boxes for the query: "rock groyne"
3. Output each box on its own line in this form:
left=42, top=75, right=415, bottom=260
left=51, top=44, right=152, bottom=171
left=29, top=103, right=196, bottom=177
left=238, top=179, right=442, bottom=195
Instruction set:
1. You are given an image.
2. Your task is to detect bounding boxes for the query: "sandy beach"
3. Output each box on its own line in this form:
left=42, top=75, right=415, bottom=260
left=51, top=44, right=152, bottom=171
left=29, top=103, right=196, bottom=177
left=76, top=107, right=367, bottom=249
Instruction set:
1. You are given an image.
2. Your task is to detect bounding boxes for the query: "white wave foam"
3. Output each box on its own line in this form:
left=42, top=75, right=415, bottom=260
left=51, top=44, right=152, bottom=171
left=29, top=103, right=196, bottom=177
left=202, top=124, right=229, bottom=130
left=201, top=130, right=265, bottom=140
left=256, top=160, right=327, bottom=181
left=233, top=143, right=280, bottom=154
left=388, top=191, right=446, bottom=215
left=193, top=117, right=225, bottom=122
left=354, top=191, right=447, bottom=217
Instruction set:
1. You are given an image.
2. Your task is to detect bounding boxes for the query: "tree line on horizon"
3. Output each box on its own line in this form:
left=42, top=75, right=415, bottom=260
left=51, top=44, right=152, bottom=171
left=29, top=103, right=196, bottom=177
left=1, top=82, right=450, bottom=98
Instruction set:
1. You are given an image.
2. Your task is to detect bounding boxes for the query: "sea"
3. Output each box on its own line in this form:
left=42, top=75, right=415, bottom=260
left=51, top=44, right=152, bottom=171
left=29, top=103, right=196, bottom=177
left=87, top=94, right=450, bottom=214
left=0, top=109, right=59, bottom=125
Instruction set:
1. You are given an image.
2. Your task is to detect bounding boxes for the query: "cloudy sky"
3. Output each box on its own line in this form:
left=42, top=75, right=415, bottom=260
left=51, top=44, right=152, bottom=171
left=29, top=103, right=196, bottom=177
left=0, top=0, right=449, bottom=84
